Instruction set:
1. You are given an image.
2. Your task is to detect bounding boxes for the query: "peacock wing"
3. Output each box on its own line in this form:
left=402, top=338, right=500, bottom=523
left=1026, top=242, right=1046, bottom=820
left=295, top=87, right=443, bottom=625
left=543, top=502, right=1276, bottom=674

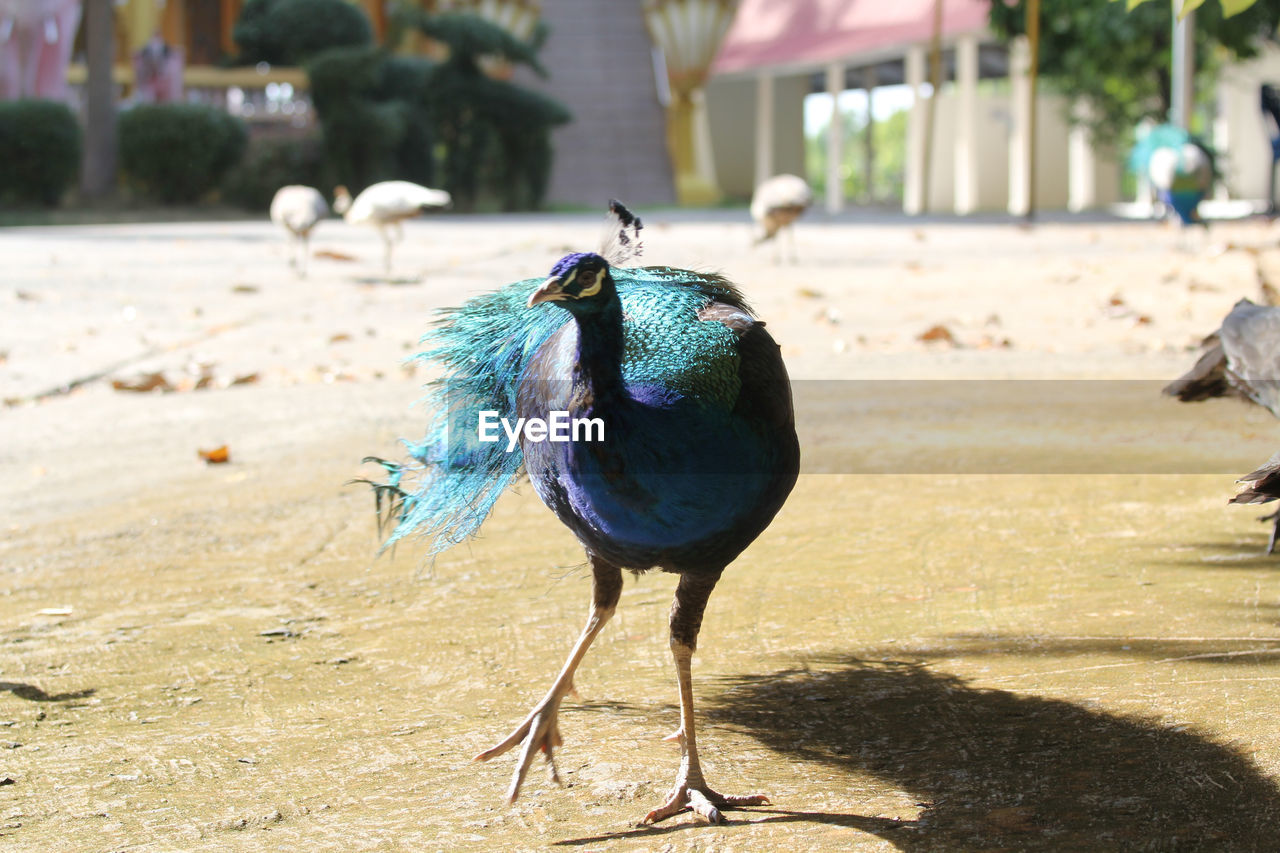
left=1220, top=299, right=1280, bottom=417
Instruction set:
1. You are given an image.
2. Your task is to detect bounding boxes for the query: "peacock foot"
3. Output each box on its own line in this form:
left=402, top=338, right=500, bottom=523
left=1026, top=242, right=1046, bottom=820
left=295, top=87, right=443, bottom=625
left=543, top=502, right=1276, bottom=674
left=474, top=695, right=566, bottom=803
left=643, top=778, right=770, bottom=825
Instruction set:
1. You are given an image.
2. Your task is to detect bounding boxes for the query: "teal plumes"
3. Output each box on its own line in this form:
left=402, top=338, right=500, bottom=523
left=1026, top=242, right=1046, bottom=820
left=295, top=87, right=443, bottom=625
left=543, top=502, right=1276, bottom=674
left=1129, top=123, right=1215, bottom=226
left=1128, top=124, right=1196, bottom=174
left=377, top=265, right=750, bottom=552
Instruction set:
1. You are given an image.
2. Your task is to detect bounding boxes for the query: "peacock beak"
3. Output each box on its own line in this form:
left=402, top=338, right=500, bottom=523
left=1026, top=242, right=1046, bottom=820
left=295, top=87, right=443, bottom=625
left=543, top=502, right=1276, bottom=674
left=528, top=276, right=567, bottom=307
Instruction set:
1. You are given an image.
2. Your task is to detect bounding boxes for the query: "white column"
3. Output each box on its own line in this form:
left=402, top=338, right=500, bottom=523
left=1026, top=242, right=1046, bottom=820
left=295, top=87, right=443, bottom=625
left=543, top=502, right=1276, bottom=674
left=1067, top=98, right=1096, bottom=212
left=1007, top=35, right=1031, bottom=216
left=754, top=71, right=774, bottom=188
left=863, top=66, right=877, bottom=203
left=825, top=61, right=845, bottom=214
left=953, top=34, right=979, bottom=215
left=904, top=44, right=927, bottom=215
left=691, top=88, right=718, bottom=191
left=1171, top=0, right=1194, bottom=129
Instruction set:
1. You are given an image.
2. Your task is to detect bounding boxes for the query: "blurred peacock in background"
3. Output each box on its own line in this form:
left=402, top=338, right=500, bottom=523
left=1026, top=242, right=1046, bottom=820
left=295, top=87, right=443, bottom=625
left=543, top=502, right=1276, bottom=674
left=1165, top=298, right=1280, bottom=552
left=1130, top=123, right=1215, bottom=227
left=362, top=201, right=800, bottom=823
left=750, top=174, right=813, bottom=263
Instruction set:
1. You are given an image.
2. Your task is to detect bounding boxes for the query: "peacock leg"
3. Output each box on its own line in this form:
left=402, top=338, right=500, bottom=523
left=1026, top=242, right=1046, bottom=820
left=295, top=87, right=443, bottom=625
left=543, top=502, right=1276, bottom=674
left=380, top=225, right=393, bottom=275
left=644, top=572, right=769, bottom=825
left=1261, top=509, right=1280, bottom=555
left=475, top=557, right=623, bottom=803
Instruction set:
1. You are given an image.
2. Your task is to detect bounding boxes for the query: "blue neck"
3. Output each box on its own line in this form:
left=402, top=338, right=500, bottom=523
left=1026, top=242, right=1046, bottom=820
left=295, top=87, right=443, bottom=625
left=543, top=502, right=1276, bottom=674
left=572, top=296, right=625, bottom=406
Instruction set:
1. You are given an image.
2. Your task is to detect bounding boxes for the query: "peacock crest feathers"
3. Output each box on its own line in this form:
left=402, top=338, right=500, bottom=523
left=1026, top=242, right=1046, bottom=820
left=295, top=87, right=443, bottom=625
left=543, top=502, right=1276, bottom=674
left=600, top=199, right=644, bottom=267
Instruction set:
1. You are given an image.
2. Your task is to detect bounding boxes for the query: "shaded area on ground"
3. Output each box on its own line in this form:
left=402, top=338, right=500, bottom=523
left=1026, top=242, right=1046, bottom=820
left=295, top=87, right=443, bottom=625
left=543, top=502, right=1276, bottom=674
left=706, top=658, right=1280, bottom=851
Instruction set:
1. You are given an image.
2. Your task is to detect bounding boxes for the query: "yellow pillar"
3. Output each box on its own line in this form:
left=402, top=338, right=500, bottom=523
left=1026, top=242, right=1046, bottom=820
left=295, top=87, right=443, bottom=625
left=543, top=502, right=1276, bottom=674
left=124, top=0, right=162, bottom=53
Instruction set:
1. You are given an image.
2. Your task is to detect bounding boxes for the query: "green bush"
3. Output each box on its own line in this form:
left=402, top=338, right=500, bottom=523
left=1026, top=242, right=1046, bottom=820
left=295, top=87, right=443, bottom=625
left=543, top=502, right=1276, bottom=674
left=234, top=0, right=373, bottom=66
left=306, top=47, right=435, bottom=192
left=222, top=133, right=326, bottom=210
left=305, top=11, right=570, bottom=210
left=118, top=104, right=248, bottom=203
left=0, top=100, right=81, bottom=206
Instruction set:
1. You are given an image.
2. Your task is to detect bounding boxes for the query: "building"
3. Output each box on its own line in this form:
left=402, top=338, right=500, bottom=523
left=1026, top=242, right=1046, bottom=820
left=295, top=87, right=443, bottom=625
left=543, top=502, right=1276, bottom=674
left=705, top=0, right=1121, bottom=215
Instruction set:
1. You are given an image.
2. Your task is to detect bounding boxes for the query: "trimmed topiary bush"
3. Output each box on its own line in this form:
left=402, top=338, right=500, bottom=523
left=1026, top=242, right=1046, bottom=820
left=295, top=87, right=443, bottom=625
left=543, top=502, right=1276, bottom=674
left=118, top=104, right=248, bottom=203
left=0, top=99, right=82, bottom=206
left=222, top=133, right=326, bottom=211
left=305, top=11, right=570, bottom=210
left=306, top=46, right=435, bottom=193
left=234, top=0, right=373, bottom=67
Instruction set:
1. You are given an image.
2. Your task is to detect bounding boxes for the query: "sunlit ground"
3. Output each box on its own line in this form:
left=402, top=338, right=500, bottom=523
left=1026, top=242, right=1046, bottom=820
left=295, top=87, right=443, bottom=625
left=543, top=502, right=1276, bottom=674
left=4, top=210, right=1280, bottom=849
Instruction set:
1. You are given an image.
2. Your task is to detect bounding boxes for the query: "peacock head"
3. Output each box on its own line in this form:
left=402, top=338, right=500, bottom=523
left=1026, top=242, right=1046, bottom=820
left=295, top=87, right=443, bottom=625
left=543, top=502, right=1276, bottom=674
left=527, top=252, right=616, bottom=315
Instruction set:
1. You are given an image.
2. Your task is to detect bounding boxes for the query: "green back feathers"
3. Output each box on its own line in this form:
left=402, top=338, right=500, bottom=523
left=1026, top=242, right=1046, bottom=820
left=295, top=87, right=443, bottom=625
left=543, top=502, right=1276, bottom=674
left=618, top=267, right=744, bottom=408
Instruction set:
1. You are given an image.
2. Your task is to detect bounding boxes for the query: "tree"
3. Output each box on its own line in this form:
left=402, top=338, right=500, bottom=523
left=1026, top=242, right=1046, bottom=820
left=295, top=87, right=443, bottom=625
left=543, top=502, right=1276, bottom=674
left=989, top=0, right=1280, bottom=145
left=81, top=0, right=116, bottom=199
left=1129, top=0, right=1265, bottom=16
left=405, top=10, right=570, bottom=211
left=233, top=0, right=373, bottom=66
left=305, top=10, right=570, bottom=210
left=805, top=107, right=908, bottom=204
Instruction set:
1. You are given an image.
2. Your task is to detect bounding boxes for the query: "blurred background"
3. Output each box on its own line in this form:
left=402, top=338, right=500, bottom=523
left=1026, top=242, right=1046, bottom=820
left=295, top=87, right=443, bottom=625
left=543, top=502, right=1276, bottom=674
left=1, top=0, right=1277, bottom=218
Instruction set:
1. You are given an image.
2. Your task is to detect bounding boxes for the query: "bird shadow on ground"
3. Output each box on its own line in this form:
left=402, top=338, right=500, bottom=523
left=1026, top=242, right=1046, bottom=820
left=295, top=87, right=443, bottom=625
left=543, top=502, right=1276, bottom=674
left=860, top=635, right=1280, bottom=668
left=1160, top=538, right=1279, bottom=571
left=0, top=682, right=95, bottom=703
left=672, top=658, right=1280, bottom=851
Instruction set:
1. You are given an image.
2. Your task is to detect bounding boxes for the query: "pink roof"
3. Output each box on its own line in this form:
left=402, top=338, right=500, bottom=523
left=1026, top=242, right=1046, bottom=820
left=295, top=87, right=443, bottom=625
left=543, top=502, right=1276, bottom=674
left=713, top=0, right=992, bottom=76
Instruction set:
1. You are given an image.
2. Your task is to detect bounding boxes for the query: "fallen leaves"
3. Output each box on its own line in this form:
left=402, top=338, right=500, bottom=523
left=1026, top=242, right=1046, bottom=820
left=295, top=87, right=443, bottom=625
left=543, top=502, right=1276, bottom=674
left=1104, top=294, right=1155, bottom=327
left=112, top=372, right=174, bottom=393
left=198, top=445, right=230, bottom=464
left=111, top=362, right=260, bottom=395
left=917, top=322, right=1012, bottom=350
left=918, top=324, right=958, bottom=345
left=314, top=249, right=356, bottom=262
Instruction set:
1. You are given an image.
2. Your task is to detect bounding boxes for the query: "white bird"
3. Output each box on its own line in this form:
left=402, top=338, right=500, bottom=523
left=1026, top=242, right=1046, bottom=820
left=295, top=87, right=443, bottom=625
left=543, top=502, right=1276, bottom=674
left=333, top=181, right=452, bottom=276
left=750, top=174, right=813, bottom=263
left=270, top=185, right=329, bottom=278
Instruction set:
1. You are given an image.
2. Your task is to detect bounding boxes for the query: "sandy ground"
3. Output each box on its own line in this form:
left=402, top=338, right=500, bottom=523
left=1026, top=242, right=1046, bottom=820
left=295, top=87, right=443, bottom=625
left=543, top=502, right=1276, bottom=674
left=5, top=209, right=1280, bottom=850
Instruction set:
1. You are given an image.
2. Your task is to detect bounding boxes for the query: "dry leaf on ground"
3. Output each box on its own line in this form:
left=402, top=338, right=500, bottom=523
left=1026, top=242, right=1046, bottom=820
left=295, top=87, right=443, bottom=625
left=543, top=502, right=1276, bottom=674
left=198, top=446, right=230, bottom=464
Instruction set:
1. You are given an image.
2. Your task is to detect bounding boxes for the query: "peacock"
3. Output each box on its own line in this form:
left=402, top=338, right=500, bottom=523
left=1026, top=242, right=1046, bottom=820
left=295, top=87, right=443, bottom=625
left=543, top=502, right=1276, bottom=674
left=333, top=181, right=452, bottom=276
left=269, top=185, right=329, bottom=278
left=1230, top=451, right=1280, bottom=550
left=363, top=200, right=799, bottom=824
left=1165, top=298, right=1280, bottom=552
left=1129, top=123, right=1214, bottom=227
left=750, top=174, right=813, bottom=263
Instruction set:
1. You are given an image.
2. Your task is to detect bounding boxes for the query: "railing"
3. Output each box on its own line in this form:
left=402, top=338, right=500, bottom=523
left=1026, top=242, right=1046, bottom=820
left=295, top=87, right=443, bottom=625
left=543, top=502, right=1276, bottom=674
left=64, top=63, right=315, bottom=130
